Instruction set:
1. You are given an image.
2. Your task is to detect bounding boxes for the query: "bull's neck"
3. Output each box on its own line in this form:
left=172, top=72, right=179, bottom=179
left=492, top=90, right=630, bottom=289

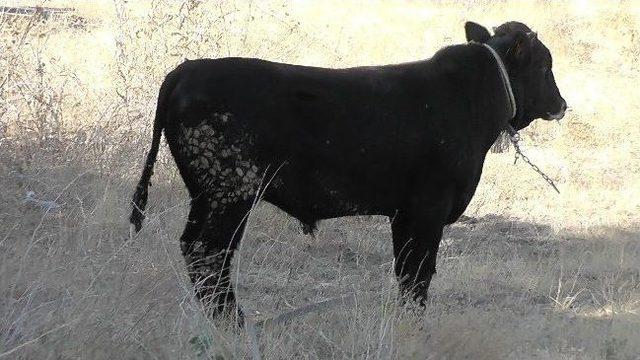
left=469, top=41, right=518, bottom=152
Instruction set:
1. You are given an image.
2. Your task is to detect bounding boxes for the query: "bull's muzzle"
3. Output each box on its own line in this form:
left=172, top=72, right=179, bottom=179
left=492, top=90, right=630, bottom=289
left=544, top=99, right=567, bottom=120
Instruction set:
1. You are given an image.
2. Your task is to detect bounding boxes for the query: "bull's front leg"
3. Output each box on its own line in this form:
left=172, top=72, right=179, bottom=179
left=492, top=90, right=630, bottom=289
left=390, top=190, right=452, bottom=305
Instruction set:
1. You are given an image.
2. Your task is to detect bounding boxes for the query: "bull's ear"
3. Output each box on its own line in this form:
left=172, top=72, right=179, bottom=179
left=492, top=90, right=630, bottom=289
left=465, top=22, right=491, bottom=43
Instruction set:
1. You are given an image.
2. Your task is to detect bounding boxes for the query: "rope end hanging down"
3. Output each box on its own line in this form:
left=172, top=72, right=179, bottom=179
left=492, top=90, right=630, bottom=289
left=506, top=126, right=561, bottom=194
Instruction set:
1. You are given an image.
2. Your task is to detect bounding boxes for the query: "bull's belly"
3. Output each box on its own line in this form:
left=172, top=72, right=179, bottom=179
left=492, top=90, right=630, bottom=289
left=263, top=169, right=389, bottom=225
left=166, top=107, right=393, bottom=223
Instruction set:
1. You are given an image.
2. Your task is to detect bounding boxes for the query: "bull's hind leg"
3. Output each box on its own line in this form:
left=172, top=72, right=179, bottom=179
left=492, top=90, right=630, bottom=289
left=171, top=113, right=261, bottom=322
left=180, top=197, right=252, bottom=321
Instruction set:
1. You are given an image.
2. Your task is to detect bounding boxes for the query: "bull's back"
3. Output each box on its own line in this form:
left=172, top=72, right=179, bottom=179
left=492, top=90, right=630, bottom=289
left=169, top=57, right=413, bottom=170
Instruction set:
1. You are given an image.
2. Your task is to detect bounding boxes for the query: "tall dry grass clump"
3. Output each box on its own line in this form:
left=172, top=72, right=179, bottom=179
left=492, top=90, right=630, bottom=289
left=0, top=1, right=639, bottom=358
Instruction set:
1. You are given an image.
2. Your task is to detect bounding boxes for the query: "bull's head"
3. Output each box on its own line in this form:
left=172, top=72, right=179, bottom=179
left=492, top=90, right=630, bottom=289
left=465, top=21, right=567, bottom=130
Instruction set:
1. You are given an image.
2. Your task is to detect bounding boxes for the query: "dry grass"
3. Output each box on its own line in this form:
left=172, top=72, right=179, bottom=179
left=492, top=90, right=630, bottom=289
left=1, top=0, right=639, bottom=358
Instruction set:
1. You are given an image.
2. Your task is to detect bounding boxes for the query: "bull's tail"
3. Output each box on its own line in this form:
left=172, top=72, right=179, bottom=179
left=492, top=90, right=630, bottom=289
left=129, top=72, right=178, bottom=233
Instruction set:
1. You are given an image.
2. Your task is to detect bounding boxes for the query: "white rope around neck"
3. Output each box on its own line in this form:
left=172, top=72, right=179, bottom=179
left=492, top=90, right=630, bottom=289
left=479, top=43, right=517, bottom=120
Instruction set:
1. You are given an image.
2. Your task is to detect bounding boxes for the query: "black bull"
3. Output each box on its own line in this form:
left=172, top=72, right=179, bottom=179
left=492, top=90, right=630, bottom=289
left=130, top=21, right=566, bottom=320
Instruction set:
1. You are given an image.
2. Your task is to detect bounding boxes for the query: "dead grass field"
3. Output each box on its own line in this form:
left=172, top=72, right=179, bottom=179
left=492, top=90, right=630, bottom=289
left=1, top=0, right=639, bottom=358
